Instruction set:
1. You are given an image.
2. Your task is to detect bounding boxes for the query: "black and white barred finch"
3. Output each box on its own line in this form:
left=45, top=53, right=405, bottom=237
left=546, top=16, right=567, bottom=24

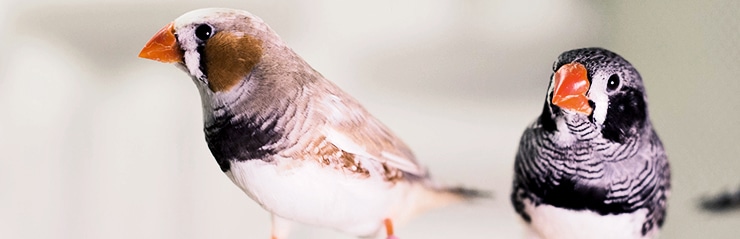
left=510, top=48, right=671, bottom=239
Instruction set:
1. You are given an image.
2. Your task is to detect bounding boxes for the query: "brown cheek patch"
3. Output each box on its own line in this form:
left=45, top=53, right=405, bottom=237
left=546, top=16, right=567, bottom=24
left=203, top=32, right=263, bottom=92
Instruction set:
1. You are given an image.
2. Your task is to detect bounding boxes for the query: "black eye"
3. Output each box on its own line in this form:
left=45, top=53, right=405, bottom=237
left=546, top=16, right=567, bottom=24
left=607, top=74, right=620, bottom=92
left=195, top=24, right=214, bottom=41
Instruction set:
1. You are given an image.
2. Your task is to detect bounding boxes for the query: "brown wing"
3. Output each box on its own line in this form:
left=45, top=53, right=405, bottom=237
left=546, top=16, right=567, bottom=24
left=318, top=90, right=428, bottom=180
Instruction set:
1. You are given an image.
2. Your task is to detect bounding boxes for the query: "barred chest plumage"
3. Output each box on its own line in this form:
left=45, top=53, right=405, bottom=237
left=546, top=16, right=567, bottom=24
left=512, top=120, right=667, bottom=239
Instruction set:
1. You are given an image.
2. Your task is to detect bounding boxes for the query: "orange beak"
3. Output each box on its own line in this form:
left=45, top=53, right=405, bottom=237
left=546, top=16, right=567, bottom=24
left=551, top=62, right=592, bottom=115
left=138, top=22, right=183, bottom=63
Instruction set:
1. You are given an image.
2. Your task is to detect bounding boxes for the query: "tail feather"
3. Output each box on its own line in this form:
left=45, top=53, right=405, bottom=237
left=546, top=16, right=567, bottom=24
left=443, top=186, right=493, bottom=201
left=700, top=185, right=740, bottom=212
left=393, top=183, right=492, bottom=225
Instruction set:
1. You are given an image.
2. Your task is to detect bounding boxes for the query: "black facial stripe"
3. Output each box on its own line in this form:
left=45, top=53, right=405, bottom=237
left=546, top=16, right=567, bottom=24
left=204, top=111, right=283, bottom=172
left=539, top=101, right=557, bottom=132
left=601, top=86, right=647, bottom=143
left=539, top=73, right=557, bottom=132
left=194, top=24, right=216, bottom=80
left=196, top=45, right=208, bottom=79
left=587, top=100, right=596, bottom=122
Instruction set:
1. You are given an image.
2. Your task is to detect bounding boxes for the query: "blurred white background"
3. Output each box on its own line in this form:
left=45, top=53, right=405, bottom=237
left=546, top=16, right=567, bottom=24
left=1, top=0, right=739, bottom=238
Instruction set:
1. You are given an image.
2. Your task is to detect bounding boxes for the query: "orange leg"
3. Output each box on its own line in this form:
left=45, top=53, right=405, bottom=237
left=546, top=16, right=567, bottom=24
left=384, top=218, right=399, bottom=239
left=271, top=214, right=291, bottom=239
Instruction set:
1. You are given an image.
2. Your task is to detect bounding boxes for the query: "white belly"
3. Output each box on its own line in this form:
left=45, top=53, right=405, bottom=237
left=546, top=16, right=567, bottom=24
left=523, top=200, right=657, bottom=239
left=225, top=158, right=412, bottom=237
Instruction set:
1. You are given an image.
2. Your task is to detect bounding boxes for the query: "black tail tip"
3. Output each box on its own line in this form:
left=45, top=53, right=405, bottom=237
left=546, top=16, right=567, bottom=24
left=446, top=186, right=493, bottom=200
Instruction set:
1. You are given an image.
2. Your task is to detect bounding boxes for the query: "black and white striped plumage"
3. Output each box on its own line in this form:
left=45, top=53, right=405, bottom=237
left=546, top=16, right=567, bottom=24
left=511, top=48, right=671, bottom=239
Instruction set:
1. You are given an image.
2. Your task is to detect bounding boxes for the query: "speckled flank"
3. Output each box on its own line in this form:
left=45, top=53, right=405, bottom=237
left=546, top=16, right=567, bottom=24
left=300, top=135, right=407, bottom=182
left=305, top=135, right=371, bottom=178
left=381, top=163, right=404, bottom=182
left=204, top=32, right=263, bottom=92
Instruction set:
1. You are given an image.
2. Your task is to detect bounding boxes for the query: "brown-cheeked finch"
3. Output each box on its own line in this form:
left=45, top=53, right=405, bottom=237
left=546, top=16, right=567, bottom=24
left=138, top=8, right=488, bottom=239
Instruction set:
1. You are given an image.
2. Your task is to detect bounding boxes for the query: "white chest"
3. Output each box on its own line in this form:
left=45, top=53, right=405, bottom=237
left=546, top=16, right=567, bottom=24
left=523, top=200, right=657, bottom=239
left=224, top=158, right=412, bottom=237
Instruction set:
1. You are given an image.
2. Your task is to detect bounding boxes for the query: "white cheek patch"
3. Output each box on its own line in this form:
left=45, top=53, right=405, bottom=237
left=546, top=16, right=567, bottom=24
left=184, top=50, right=204, bottom=80
left=174, top=25, right=207, bottom=82
left=590, top=93, right=609, bottom=126
left=588, top=75, right=610, bottom=126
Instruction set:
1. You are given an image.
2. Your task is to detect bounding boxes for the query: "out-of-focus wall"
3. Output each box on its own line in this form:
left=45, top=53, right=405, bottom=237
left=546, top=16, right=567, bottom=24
left=0, top=1, right=738, bottom=239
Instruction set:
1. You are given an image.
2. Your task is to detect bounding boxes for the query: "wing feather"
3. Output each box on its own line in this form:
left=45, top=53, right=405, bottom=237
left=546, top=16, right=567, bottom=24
left=318, top=91, right=428, bottom=179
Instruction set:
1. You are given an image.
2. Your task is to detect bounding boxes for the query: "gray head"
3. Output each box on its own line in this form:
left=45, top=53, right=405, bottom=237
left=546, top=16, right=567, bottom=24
left=139, top=8, right=295, bottom=95
left=140, top=8, right=315, bottom=124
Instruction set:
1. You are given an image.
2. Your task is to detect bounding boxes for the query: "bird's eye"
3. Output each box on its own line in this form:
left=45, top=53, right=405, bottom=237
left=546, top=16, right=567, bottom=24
left=607, top=74, right=620, bottom=92
left=195, top=24, right=214, bottom=41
